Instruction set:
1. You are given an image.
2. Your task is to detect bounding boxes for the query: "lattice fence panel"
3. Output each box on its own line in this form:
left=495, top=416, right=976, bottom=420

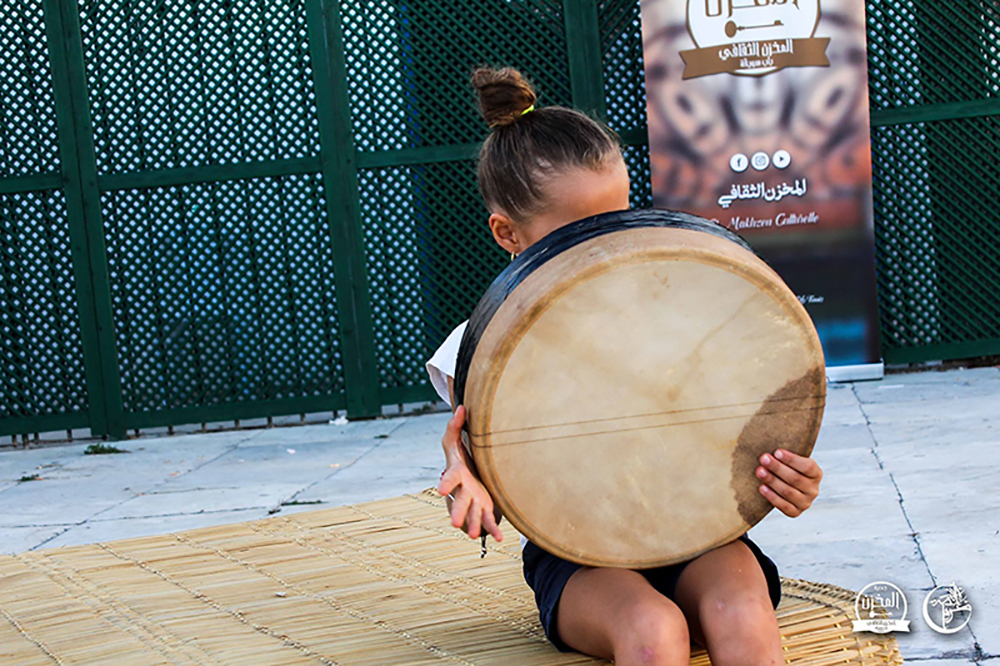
left=867, top=1, right=1000, bottom=360
left=358, top=166, right=426, bottom=391
left=338, top=1, right=410, bottom=154
left=343, top=0, right=573, bottom=394
left=100, top=174, right=343, bottom=415
left=1, top=2, right=62, bottom=178
left=621, top=143, right=653, bottom=211
left=599, top=0, right=647, bottom=140
left=0, top=190, right=89, bottom=423
left=868, top=1, right=999, bottom=111
left=890, top=115, right=1000, bottom=348
left=1, top=2, right=88, bottom=432
left=599, top=0, right=652, bottom=210
left=358, top=162, right=500, bottom=393
left=70, top=0, right=343, bottom=421
left=869, top=123, right=936, bottom=350
left=78, top=0, right=320, bottom=175
left=866, top=1, right=924, bottom=111
left=342, top=0, right=572, bottom=152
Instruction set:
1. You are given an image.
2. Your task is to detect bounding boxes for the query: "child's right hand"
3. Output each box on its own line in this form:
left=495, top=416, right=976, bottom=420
left=438, top=405, right=504, bottom=542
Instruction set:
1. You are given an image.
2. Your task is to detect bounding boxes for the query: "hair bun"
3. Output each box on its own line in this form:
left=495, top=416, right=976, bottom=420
left=471, top=67, right=538, bottom=129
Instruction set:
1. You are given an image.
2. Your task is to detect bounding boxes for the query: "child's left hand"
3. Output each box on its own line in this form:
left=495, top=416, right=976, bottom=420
left=756, top=448, right=823, bottom=517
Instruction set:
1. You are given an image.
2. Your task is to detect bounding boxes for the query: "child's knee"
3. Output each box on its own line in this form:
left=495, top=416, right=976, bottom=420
left=701, top=591, right=781, bottom=664
left=703, top=587, right=775, bottom=627
left=614, top=598, right=690, bottom=666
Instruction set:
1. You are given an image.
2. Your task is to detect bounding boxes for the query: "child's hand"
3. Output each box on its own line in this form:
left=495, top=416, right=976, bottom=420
left=756, top=448, right=823, bottom=517
left=438, top=406, right=504, bottom=542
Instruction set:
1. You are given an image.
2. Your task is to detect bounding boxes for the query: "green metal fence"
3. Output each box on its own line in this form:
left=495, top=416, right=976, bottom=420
left=866, top=1, right=1000, bottom=364
left=1, top=0, right=998, bottom=440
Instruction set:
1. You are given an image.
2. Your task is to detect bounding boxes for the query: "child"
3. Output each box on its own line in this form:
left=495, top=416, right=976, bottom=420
left=426, top=67, right=823, bottom=666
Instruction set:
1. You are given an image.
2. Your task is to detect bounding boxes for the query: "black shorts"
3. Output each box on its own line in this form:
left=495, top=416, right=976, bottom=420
left=521, top=533, right=782, bottom=652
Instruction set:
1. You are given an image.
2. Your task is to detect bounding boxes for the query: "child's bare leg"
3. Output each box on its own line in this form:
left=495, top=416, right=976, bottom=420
left=556, top=568, right=691, bottom=666
left=673, top=539, right=784, bottom=665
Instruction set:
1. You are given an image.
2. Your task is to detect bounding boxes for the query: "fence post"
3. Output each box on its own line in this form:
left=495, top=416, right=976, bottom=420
left=42, top=0, right=126, bottom=439
left=304, top=0, right=381, bottom=418
left=563, top=0, right=608, bottom=121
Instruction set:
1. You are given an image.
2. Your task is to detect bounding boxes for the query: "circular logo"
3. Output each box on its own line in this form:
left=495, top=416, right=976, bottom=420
left=686, top=0, right=821, bottom=76
left=751, top=151, right=770, bottom=171
left=923, top=584, right=972, bottom=634
left=730, top=153, right=749, bottom=173
left=773, top=149, right=792, bottom=169
left=853, top=581, right=910, bottom=634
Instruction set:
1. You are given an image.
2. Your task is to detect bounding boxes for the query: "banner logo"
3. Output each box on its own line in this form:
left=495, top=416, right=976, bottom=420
left=852, top=581, right=911, bottom=634
left=682, top=0, right=829, bottom=78
left=922, top=583, right=973, bottom=634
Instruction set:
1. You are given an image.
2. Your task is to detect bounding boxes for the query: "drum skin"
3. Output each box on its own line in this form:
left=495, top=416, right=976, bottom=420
left=458, top=210, right=825, bottom=569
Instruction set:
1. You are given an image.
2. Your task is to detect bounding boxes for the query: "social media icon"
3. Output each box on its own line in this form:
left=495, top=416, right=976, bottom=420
left=730, top=153, right=749, bottom=173
left=751, top=152, right=770, bottom=171
left=773, top=150, right=792, bottom=169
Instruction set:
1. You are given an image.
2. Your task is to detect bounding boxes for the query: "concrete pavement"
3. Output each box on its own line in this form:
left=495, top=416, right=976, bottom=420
left=1, top=366, right=997, bottom=664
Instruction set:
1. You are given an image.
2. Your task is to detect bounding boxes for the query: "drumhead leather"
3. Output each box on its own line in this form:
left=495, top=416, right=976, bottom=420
left=457, top=210, right=825, bottom=568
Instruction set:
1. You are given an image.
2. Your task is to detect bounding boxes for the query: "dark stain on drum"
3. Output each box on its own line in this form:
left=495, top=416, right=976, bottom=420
left=730, top=368, right=824, bottom=526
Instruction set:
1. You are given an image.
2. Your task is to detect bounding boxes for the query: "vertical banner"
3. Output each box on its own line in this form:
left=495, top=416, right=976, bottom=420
left=640, top=0, right=882, bottom=379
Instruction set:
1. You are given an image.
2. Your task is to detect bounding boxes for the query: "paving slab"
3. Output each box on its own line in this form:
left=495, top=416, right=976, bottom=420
left=872, top=367, right=999, bottom=385
left=0, top=443, right=92, bottom=483
left=859, top=394, right=999, bottom=427
left=161, top=438, right=381, bottom=491
left=287, top=413, right=448, bottom=510
left=0, top=476, right=143, bottom=529
left=891, top=474, right=998, bottom=530
left=826, top=382, right=863, bottom=404
left=0, top=431, right=252, bottom=488
left=0, top=431, right=255, bottom=533
left=0, top=525, right=70, bottom=554
left=238, top=418, right=403, bottom=447
left=813, top=422, right=879, bottom=451
left=820, top=400, right=870, bottom=427
left=916, top=531, right=999, bottom=657
left=40, top=508, right=270, bottom=550
left=874, top=429, right=1000, bottom=461
left=852, top=368, right=1000, bottom=404
left=873, top=422, right=999, bottom=452
left=329, top=412, right=447, bottom=477
left=95, top=484, right=307, bottom=520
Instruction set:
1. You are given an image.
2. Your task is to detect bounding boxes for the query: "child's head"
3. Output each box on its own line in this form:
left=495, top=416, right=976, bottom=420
left=471, top=67, right=630, bottom=254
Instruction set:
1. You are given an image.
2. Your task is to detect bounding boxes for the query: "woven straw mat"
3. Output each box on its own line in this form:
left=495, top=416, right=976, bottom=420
left=0, top=489, right=903, bottom=665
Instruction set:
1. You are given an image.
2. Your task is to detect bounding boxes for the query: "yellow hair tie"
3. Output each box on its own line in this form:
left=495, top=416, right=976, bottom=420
left=521, top=104, right=535, bottom=115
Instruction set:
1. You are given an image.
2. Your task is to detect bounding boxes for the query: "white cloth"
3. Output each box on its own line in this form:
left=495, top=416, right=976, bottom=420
left=426, top=320, right=528, bottom=550
left=425, top=320, right=467, bottom=407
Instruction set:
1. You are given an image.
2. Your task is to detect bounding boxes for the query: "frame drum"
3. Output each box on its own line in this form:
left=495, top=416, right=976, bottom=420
left=455, top=209, right=825, bottom=568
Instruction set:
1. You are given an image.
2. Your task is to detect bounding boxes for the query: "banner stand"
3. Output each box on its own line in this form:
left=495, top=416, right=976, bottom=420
left=640, top=0, right=884, bottom=380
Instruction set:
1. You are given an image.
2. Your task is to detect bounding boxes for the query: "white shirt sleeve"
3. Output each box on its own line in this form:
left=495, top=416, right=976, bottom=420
left=425, top=321, right=469, bottom=407
left=426, top=319, right=527, bottom=551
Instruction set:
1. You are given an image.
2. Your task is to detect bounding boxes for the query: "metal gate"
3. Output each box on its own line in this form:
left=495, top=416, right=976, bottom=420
left=1, top=0, right=997, bottom=440
left=866, top=1, right=1000, bottom=364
